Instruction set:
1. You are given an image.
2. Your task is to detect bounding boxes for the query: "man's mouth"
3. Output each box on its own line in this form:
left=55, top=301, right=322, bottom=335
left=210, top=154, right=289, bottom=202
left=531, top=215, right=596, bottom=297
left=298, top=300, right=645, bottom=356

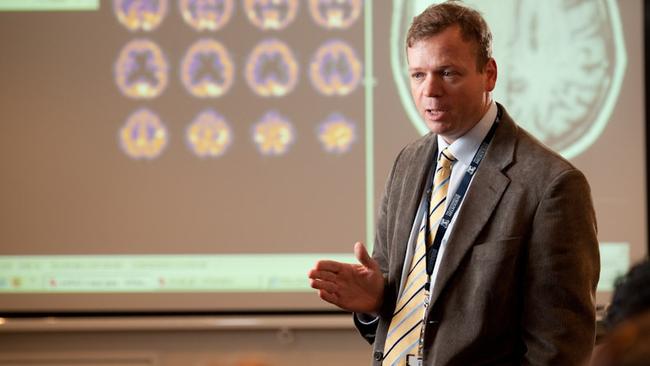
left=425, top=108, right=448, bottom=120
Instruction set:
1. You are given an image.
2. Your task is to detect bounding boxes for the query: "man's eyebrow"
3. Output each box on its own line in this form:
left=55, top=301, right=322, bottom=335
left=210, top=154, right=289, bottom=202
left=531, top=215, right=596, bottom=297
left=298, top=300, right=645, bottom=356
left=408, top=64, right=458, bottom=72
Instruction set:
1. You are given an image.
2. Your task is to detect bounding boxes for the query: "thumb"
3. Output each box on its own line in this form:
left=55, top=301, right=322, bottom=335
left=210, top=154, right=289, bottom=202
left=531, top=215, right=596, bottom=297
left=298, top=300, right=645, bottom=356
left=354, top=242, right=378, bottom=270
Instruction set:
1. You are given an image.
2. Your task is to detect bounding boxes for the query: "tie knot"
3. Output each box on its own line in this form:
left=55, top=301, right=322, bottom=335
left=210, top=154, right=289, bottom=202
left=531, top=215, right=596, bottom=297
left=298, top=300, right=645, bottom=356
left=438, top=148, right=456, bottom=169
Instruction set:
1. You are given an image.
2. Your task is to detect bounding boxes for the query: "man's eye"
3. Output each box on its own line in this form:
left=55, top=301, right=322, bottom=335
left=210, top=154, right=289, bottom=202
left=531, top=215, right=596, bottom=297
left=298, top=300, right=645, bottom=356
left=411, top=72, right=425, bottom=80
left=442, top=70, right=457, bottom=77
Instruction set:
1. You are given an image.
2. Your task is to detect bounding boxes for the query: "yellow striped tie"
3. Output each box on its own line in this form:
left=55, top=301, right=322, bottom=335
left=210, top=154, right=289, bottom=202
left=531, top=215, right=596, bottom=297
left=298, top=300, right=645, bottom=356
left=382, top=148, right=456, bottom=365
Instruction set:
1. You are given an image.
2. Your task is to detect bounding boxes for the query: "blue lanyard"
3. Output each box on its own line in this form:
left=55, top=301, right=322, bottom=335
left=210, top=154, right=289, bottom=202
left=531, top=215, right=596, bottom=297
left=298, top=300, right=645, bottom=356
left=423, top=106, right=502, bottom=288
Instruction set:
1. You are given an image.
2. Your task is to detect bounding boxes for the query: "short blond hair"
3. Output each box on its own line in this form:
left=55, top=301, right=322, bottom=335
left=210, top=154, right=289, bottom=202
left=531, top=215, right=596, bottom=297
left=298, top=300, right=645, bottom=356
left=406, top=0, right=492, bottom=71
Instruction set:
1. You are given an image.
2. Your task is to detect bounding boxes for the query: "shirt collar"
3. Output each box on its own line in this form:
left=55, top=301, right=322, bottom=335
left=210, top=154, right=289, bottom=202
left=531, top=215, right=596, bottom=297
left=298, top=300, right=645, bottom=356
left=437, top=101, right=497, bottom=166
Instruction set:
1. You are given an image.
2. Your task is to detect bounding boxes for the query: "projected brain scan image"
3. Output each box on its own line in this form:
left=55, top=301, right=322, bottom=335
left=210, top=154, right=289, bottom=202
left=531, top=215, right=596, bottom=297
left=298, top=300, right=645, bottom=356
left=310, top=39, right=362, bottom=96
left=393, top=0, right=627, bottom=158
left=186, top=109, right=233, bottom=158
left=180, top=39, right=234, bottom=98
left=119, top=108, right=168, bottom=160
left=245, top=39, right=299, bottom=97
left=114, top=39, right=169, bottom=99
left=252, top=111, right=295, bottom=156
left=244, top=0, right=299, bottom=30
left=309, top=0, right=362, bottom=29
left=317, top=113, right=356, bottom=154
left=179, top=0, right=234, bottom=31
left=113, top=0, right=168, bottom=32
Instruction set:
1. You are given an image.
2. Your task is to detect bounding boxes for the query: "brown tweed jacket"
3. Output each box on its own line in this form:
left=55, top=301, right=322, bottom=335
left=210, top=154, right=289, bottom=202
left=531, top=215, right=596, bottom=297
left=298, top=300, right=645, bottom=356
left=355, top=104, right=600, bottom=366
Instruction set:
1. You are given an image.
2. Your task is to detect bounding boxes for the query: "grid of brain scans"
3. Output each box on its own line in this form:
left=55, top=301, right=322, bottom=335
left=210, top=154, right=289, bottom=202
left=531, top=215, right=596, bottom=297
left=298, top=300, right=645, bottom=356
left=112, top=0, right=364, bottom=160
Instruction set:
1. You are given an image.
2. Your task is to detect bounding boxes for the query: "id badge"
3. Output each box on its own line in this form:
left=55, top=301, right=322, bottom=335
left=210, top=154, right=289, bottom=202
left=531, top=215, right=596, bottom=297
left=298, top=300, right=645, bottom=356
left=406, top=354, right=422, bottom=366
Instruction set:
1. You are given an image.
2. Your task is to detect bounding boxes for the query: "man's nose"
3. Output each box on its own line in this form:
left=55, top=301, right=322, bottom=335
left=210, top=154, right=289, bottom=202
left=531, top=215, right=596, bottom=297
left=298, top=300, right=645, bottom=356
left=424, top=76, right=443, bottom=97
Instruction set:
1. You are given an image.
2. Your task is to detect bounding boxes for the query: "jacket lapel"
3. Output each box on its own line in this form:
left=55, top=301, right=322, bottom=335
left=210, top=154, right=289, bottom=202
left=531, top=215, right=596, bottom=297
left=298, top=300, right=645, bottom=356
left=390, top=134, right=439, bottom=281
left=429, top=108, right=517, bottom=306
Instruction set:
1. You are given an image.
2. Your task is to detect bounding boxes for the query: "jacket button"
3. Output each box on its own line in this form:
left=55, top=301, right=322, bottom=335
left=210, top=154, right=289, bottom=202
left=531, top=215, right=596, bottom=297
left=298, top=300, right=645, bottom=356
left=374, top=351, right=383, bottom=361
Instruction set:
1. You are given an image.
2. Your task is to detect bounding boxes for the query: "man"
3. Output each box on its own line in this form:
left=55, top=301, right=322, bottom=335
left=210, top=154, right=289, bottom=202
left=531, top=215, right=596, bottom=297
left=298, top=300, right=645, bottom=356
left=604, top=259, right=650, bottom=331
left=309, top=1, right=600, bottom=365
left=590, top=311, right=650, bottom=366
left=587, top=260, right=650, bottom=366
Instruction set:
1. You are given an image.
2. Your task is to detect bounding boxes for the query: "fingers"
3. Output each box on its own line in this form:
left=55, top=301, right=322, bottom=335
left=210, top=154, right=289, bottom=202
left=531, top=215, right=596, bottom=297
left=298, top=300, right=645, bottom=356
left=313, top=243, right=376, bottom=275
left=309, top=277, right=337, bottom=293
left=313, top=260, right=342, bottom=273
left=308, top=243, right=384, bottom=313
left=318, top=289, right=339, bottom=305
left=354, top=241, right=378, bottom=270
left=308, top=269, right=337, bottom=282
left=309, top=264, right=344, bottom=296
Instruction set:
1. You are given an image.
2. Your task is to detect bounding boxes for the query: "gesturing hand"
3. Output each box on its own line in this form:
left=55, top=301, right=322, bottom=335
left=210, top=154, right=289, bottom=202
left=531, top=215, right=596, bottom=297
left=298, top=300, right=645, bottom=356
left=308, top=242, right=385, bottom=313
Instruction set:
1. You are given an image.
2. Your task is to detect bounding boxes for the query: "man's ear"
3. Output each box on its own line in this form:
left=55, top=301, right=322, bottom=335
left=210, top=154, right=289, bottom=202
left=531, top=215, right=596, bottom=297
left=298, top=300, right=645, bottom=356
left=484, top=58, right=497, bottom=92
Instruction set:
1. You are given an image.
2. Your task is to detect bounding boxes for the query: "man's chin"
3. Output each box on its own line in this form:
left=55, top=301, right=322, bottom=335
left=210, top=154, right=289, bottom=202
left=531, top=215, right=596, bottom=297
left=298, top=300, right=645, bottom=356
left=425, top=122, right=462, bottom=143
left=424, top=120, right=450, bottom=134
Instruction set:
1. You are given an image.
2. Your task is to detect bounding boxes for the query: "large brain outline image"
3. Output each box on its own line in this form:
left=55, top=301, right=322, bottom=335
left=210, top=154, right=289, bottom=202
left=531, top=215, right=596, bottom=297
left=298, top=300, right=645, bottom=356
left=114, top=39, right=169, bottom=99
left=181, top=39, right=235, bottom=98
left=309, top=0, right=363, bottom=30
left=244, top=0, right=299, bottom=30
left=310, top=39, right=363, bottom=96
left=245, top=38, right=299, bottom=97
left=392, top=0, right=626, bottom=158
left=113, top=0, right=168, bottom=32
left=119, top=108, right=168, bottom=160
left=179, top=0, right=235, bottom=31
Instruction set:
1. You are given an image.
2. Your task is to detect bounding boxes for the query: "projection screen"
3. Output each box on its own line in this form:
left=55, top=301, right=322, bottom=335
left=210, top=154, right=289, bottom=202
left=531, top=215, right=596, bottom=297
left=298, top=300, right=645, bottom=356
left=0, top=0, right=645, bottom=313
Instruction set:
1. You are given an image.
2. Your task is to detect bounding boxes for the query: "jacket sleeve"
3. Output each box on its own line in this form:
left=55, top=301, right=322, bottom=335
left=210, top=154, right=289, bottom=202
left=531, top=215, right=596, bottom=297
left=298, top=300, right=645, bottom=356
left=521, top=168, right=600, bottom=365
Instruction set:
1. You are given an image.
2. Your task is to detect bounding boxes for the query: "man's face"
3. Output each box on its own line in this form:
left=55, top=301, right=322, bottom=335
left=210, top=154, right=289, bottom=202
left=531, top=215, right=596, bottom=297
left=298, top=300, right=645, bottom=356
left=406, top=24, right=497, bottom=143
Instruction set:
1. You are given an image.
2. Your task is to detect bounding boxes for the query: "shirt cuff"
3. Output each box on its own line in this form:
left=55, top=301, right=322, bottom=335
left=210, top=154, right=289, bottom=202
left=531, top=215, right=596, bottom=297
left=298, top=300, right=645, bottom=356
left=355, top=312, right=379, bottom=325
